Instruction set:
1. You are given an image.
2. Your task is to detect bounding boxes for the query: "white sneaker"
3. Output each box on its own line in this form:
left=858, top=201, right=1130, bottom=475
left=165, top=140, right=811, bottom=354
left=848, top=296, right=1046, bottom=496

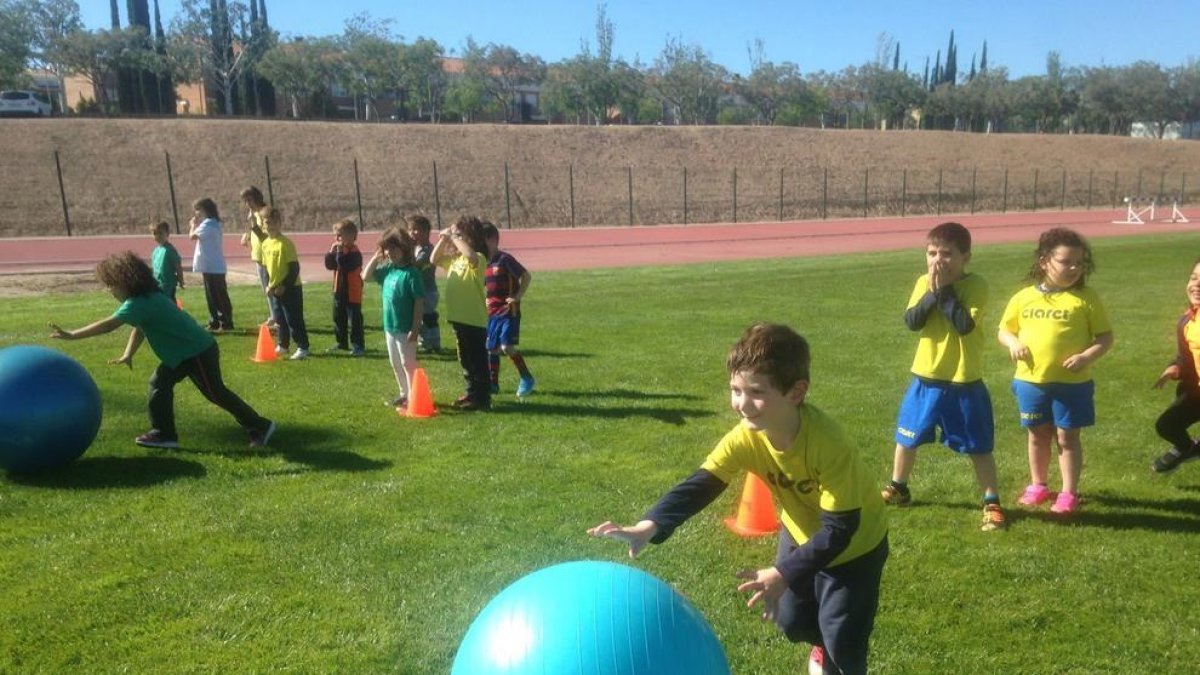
left=289, top=348, right=309, bottom=361
left=274, top=345, right=286, bottom=355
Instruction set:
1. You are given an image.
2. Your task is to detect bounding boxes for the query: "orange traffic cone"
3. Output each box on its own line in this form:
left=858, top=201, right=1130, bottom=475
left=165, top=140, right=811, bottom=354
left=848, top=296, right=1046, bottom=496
left=405, top=368, right=437, bottom=418
left=251, top=323, right=277, bottom=363
left=724, top=473, right=779, bottom=537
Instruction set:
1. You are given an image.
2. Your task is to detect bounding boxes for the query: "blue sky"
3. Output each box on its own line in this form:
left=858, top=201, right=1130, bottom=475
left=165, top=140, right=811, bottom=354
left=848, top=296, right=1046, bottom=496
left=85, top=0, right=1199, bottom=78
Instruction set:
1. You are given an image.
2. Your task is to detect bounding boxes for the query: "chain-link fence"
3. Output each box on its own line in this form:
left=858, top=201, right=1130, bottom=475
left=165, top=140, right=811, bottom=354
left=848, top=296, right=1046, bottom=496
left=2, top=146, right=1194, bottom=237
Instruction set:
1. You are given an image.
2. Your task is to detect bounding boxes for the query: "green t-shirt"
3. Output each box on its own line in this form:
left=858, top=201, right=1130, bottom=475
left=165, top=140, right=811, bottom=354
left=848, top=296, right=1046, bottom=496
left=113, top=293, right=214, bottom=368
left=372, top=264, right=426, bottom=334
left=151, top=243, right=181, bottom=296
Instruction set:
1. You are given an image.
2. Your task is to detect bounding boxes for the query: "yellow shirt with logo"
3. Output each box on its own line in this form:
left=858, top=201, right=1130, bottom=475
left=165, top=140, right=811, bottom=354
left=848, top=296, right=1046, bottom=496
left=908, top=273, right=988, bottom=383
left=701, top=404, right=888, bottom=567
left=999, top=284, right=1111, bottom=384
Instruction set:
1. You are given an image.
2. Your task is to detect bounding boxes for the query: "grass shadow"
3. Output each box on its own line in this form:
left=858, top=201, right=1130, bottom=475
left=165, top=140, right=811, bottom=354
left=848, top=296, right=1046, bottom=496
left=513, top=348, right=595, bottom=360
left=547, top=388, right=703, bottom=401
left=172, top=423, right=392, bottom=473
left=5, top=455, right=207, bottom=489
left=482, top=400, right=714, bottom=426
left=1009, top=493, right=1200, bottom=533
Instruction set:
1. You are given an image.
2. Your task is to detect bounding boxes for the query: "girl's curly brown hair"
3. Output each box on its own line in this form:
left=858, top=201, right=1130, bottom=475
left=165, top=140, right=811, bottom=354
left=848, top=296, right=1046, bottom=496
left=1025, top=227, right=1094, bottom=289
left=454, top=215, right=488, bottom=254
left=96, top=251, right=159, bottom=297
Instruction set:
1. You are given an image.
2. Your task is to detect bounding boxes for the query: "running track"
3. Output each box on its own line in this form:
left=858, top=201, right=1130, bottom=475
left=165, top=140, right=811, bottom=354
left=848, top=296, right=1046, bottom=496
left=0, top=209, right=1194, bottom=277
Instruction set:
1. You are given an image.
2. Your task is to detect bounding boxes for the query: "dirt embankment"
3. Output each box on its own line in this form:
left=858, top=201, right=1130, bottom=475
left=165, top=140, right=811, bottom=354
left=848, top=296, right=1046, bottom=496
left=2, top=119, right=1198, bottom=237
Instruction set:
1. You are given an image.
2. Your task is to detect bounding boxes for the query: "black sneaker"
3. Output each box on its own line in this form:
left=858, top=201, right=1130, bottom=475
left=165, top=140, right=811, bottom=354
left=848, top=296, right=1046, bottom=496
left=249, top=421, right=277, bottom=448
left=1152, top=445, right=1200, bottom=473
left=135, top=430, right=179, bottom=449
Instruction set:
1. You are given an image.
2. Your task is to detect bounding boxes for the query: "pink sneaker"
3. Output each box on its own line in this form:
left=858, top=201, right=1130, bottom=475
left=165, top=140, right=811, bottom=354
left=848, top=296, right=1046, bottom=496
left=1017, top=483, right=1052, bottom=506
left=1050, top=491, right=1079, bottom=514
left=808, top=646, right=831, bottom=675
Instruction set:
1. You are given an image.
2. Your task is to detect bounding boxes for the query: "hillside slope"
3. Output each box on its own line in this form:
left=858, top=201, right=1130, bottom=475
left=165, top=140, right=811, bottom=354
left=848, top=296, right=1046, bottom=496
left=2, top=119, right=1198, bottom=236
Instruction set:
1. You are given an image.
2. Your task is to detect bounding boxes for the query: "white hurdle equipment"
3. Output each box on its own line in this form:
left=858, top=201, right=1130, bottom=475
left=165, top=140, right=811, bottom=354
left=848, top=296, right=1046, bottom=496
left=1113, top=196, right=1155, bottom=225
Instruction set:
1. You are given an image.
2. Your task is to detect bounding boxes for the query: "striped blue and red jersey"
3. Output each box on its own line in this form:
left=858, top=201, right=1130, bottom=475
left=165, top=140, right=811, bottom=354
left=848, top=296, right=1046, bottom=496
left=485, top=250, right=527, bottom=316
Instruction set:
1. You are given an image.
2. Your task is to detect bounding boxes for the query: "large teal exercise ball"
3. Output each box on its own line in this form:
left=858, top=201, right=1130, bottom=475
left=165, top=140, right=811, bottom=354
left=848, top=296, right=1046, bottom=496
left=0, top=345, right=102, bottom=473
left=452, top=560, right=730, bottom=675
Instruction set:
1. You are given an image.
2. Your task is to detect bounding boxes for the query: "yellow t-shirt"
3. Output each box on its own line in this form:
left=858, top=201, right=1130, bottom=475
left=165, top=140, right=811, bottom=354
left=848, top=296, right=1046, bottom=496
left=907, top=273, right=988, bottom=383
left=999, top=284, right=1112, bottom=383
left=248, top=211, right=265, bottom=263
left=260, top=234, right=300, bottom=288
left=701, top=404, right=888, bottom=568
left=438, top=252, right=487, bottom=327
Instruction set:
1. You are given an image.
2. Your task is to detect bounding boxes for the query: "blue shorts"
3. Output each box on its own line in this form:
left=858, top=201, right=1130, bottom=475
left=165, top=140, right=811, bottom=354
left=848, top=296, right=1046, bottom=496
left=1011, top=380, right=1095, bottom=429
left=894, top=377, right=994, bottom=454
left=486, top=314, right=521, bottom=351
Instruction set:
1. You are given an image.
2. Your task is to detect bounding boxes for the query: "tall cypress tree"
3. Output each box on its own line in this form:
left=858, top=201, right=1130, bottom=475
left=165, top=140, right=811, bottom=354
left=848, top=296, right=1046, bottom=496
left=892, top=43, right=900, bottom=71
left=944, top=31, right=957, bottom=86
left=256, top=0, right=276, bottom=116
left=154, top=0, right=175, bottom=114
left=980, top=41, right=988, bottom=74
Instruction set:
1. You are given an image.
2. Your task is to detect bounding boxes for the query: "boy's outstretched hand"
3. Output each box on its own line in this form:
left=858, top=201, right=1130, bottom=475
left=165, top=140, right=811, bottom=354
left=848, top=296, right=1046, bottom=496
left=735, top=566, right=785, bottom=621
left=48, top=323, right=70, bottom=340
left=587, top=520, right=657, bottom=558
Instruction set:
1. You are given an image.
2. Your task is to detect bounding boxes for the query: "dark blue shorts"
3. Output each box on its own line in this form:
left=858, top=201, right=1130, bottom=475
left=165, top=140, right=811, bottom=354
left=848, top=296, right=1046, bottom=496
left=486, top=314, right=520, bottom=351
left=894, top=377, right=994, bottom=454
left=1011, top=380, right=1095, bottom=429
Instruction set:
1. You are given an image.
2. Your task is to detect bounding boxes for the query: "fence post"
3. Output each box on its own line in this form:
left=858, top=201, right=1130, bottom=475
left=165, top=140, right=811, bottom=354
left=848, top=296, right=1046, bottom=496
left=1060, top=168, right=1067, bottom=211
left=264, top=155, right=274, bottom=206
left=53, top=150, right=71, bottom=236
left=683, top=166, right=688, bottom=225
left=569, top=164, right=575, bottom=228
left=164, top=151, right=180, bottom=234
left=1002, top=169, right=1009, bottom=213
left=353, top=158, right=365, bottom=228
left=1111, top=170, right=1118, bottom=210
left=901, top=168, right=907, bottom=217
left=862, top=167, right=869, bottom=218
left=1032, top=169, right=1039, bottom=211
left=1087, top=170, right=1094, bottom=210
left=936, top=169, right=943, bottom=216
left=822, top=167, right=828, bottom=219
left=1136, top=168, right=1143, bottom=197
left=732, top=167, right=738, bottom=224
left=504, top=162, right=512, bottom=229
left=1182, top=173, right=1187, bottom=203
left=1159, top=170, right=1166, bottom=199
left=778, top=167, right=784, bottom=221
left=970, top=167, right=977, bottom=215
left=432, top=161, right=442, bottom=229
left=627, top=166, right=633, bottom=226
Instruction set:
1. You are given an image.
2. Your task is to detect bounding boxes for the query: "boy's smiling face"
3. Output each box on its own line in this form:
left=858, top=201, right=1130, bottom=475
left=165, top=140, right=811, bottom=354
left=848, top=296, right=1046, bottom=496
left=729, top=370, right=807, bottom=434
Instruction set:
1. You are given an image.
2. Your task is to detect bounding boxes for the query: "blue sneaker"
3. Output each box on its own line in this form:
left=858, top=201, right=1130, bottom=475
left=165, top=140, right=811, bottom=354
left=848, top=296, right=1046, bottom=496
left=490, top=382, right=500, bottom=394
left=517, top=375, right=536, bottom=397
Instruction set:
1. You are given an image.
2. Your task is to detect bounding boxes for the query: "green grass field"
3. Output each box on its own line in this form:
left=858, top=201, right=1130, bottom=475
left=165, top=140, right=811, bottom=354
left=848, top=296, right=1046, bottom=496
left=3, top=233, right=1200, bottom=674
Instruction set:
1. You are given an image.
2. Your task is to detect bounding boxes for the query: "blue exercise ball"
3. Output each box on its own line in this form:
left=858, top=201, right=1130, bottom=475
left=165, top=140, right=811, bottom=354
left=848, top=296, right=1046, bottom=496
left=0, top=345, right=102, bottom=473
left=452, top=560, right=730, bottom=675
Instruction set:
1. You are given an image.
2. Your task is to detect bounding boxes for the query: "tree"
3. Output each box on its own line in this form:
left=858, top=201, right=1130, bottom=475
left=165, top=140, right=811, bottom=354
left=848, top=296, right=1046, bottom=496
left=651, top=37, right=726, bottom=124
left=169, top=0, right=264, bottom=116
left=55, top=27, right=143, bottom=111
left=0, top=1, right=35, bottom=89
left=862, top=64, right=924, bottom=129
left=399, top=37, right=446, bottom=122
left=257, top=36, right=337, bottom=118
left=737, top=55, right=817, bottom=126
left=337, top=13, right=399, bottom=121
left=20, top=0, right=82, bottom=113
left=462, top=38, right=545, bottom=122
